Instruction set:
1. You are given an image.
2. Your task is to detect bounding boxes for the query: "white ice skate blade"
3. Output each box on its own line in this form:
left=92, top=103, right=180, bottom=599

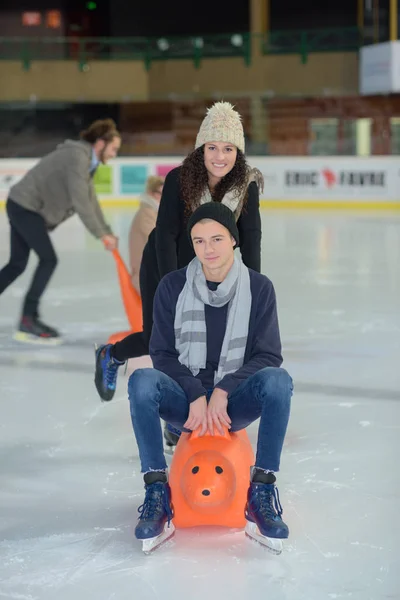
left=141, top=521, right=175, bottom=554
left=245, top=521, right=283, bottom=555
left=13, top=332, right=63, bottom=346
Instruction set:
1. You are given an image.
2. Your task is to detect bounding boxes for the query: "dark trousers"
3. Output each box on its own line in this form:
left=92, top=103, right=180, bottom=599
left=0, top=199, right=58, bottom=317
left=113, top=232, right=159, bottom=362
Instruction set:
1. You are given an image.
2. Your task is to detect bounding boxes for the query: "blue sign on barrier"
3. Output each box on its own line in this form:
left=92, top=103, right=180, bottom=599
left=120, top=165, right=148, bottom=194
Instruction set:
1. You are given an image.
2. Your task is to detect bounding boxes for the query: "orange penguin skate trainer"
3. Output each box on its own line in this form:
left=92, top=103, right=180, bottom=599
left=169, top=426, right=254, bottom=528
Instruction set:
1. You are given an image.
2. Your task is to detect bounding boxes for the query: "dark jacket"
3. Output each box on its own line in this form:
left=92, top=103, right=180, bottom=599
left=150, top=267, right=282, bottom=403
left=9, top=140, right=112, bottom=238
left=154, top=166, right=262, bottom=277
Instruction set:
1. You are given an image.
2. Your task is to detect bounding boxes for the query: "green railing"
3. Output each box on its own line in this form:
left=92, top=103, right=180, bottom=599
left=262, top=27, right=361, bottom=64
left=0, top=34, right=252, bottom=71
left=0, top=28, right=361, bottom=71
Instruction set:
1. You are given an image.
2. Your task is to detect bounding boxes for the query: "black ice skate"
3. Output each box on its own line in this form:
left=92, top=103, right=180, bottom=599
left=135, top=471, right=175, bottom=553
left=245, top=469, right=289, bottom=555
left=163, top=423, right=181, bottom=455
left=14, top=316, right=62, bottom=345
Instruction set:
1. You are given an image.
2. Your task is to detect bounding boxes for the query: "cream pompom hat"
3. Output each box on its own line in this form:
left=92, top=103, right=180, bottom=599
left=195, top=101, right=245, bottom=154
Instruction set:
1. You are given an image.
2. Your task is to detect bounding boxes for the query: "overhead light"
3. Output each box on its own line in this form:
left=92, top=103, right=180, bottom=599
left=157, top=38, right=170, bottom=51
left=193, top=37, right=204, bottom=49
left=231, top=34, right=243, bottom=47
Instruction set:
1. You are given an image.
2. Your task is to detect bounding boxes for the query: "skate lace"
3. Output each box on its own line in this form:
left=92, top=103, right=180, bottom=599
left=105, top=359, right=119, bottom=388
left=138, top=484, right=173, bottom=525
left=254, top=485, right=283, bottom=520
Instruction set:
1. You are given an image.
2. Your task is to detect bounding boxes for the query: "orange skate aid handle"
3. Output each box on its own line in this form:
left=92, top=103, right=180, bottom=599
left=112, top=249, right=143, bottom=332
left=169, top=425, right=255, bottom=528
left=107, top=329, right=135, bottom=345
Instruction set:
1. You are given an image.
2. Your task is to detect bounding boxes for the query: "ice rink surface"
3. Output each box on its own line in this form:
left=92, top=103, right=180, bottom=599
left=0, top=207, right=399, bottom=600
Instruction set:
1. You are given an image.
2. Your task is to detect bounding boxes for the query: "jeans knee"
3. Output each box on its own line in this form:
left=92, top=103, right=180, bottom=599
left=258, top=367, right=293, bottom=401
left=128, top=368, right=161, bottom=409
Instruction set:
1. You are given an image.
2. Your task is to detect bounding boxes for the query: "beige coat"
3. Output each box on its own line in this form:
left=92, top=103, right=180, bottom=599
left=129, top=194, right=159, bottom=294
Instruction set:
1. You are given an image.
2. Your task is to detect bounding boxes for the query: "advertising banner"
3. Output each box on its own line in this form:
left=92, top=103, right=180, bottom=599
left=120, top=164, right=148, bottom=194
left=0, top=157, right=399, bottom=206
left=93, top=165, right=113, bottom=195
left=156, top=163, right=181, bottom=178
left=251, top=157, right=400, bottom=201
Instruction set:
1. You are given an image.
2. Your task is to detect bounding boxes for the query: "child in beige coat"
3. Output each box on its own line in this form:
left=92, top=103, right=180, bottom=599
left=128, top=176, right=164, bottom=294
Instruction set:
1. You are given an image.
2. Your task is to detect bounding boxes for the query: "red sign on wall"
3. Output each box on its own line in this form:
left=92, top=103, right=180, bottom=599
left=22, top=12, right=42, bottom=26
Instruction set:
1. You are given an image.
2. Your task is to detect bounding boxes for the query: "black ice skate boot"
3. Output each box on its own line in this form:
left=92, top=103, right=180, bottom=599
left=14, top=315, right=62, bottom=345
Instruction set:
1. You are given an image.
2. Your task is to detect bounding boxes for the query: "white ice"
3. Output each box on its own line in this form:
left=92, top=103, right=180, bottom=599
left=0, top=208, right=399, bottom=600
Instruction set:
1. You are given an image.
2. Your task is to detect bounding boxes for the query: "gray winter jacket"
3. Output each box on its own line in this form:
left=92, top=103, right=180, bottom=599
left=9, top=140, right=112, bottom=238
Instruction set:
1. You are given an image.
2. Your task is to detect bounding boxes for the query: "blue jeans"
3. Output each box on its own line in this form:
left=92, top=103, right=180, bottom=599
left=128, top=367, right=293, bottom=474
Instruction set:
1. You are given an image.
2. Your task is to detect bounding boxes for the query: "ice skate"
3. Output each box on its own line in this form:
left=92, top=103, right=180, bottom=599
left=94, top=343, right=125, bottom=401
left=135, top=472, right=174, bottom=554
left=245, top=521, right=285, bottom=555
left=141, top=520, right=176, bottom=553
left=163, top=423, right=181, bottom=455
left=14, top=316, right=62, bottom=345
left=245, top=470, right=288, bottom=555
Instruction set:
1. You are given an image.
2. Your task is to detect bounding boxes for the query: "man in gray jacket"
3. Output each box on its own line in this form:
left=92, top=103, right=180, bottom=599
left=0, top=118, right=120, bottom=344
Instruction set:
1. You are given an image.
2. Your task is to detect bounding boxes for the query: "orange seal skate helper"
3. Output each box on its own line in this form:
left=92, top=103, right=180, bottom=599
left=107, top=329, right=134, bottom=345
left=169, top=426, right=254, bottom=528
left=111, top=249, right=142, bottom=332
left=104, top=247, right=143, bottom=343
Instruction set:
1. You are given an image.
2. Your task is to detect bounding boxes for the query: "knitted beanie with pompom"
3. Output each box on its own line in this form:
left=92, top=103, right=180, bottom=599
left=195, top=102, right=245, bottom=153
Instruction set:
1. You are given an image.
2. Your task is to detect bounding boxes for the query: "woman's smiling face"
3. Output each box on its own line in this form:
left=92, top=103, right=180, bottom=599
left=203, top=141, right=237, bottom=185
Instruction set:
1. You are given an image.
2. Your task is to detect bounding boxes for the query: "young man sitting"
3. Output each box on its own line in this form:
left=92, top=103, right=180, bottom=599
left=128, top=202, right=293, bottom=552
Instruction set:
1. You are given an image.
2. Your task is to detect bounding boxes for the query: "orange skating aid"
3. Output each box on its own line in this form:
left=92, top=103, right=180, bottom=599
left=169, top=427, right=254, bottom=528
left=112, top=249, right=143, bottom=332
left=107, top=329, right=134, bottom=345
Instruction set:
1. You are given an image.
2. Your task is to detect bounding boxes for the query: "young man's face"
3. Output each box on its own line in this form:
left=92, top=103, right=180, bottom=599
left=95, top=136, right=121, bottom=164
left=191, top=220, right=235, bottom=273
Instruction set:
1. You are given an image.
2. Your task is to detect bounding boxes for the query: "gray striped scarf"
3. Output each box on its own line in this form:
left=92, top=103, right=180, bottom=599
left=174, top=254, right=251, bottom=385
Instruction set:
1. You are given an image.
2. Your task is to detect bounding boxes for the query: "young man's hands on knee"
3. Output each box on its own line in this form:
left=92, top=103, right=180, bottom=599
left=184, top=389, right=231, bottom=436
left=207, top=388, right=231, bottom=436
left=184, top=395, right=208, bottom=435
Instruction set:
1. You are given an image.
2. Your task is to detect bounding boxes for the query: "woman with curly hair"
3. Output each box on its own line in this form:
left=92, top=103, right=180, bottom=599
left=95, top=102, right=263, bottom=416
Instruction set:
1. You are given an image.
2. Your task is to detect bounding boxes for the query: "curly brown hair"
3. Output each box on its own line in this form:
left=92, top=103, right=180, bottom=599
left=180, top=147, right=250, bottom=217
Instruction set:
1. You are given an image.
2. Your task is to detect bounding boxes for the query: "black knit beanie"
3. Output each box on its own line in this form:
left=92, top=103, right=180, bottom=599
left=187, top=202, right=240, bottom=247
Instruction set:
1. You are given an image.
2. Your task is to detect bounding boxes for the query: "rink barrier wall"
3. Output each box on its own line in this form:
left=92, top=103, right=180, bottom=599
left=0, top=157, right=399, bottom=209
